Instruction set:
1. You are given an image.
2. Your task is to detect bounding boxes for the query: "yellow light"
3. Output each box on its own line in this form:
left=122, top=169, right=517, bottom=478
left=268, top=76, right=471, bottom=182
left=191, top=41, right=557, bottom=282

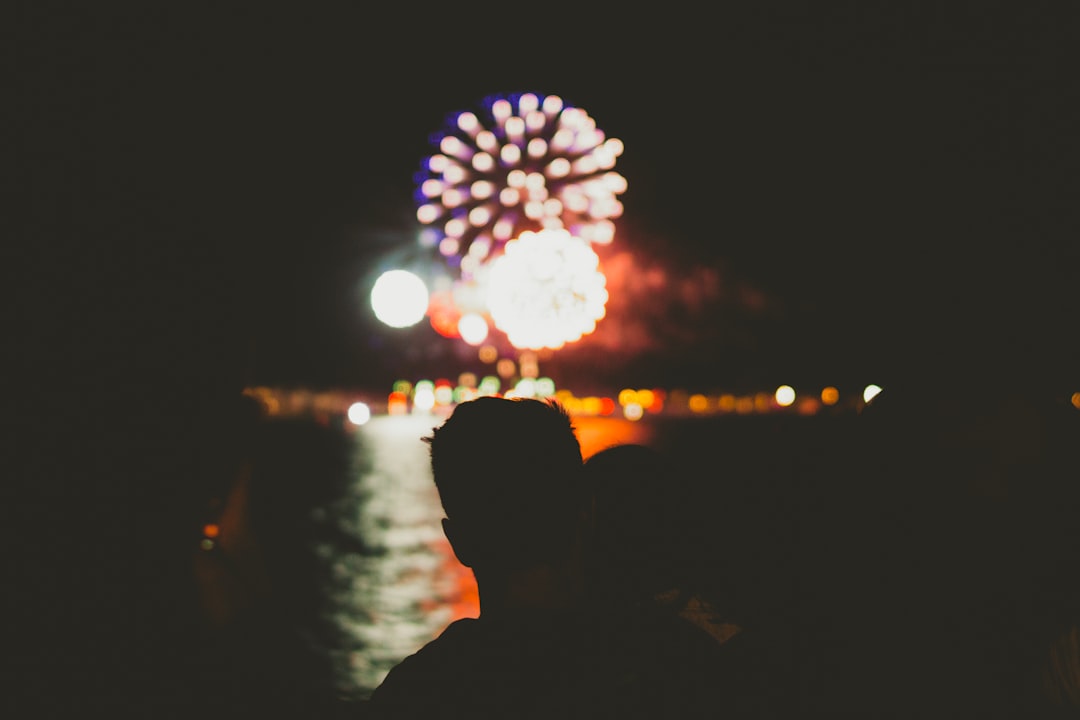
left=618, top=388, right=638, bottom=407
left=821, top=386, right=840, bottom=405
left=623, top=402, right=644, bottom=421
left=774, top=385, right=796, bottom=407
left=688, top=394, right=708, bottom=413
left=496, top=358, right=516, bottom=378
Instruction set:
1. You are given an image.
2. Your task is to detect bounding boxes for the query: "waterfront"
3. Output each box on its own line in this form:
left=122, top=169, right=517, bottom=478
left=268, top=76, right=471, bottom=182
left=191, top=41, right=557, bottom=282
left=306, top=412, right=662, bottom=698
left=275, top=409, right=844, bottom=699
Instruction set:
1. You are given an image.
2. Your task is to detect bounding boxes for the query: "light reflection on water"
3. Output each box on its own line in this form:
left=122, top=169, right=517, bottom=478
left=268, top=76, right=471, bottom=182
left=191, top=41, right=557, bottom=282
left=329, top=414, right=468, bottom=695
left=322, top=413, right=658, bottom=698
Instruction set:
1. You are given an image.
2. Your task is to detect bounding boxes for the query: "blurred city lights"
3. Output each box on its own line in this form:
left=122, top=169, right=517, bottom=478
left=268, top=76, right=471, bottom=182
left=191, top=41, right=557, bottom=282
left=387, top=391, right=408, bottom=415
left=524, top=377, right=550, bottom=397
left=478, top=376, right=501, bottom=395
left=371, top=270, right=429, bottom=328
left=242, top=379, right=1016, bottom=423
left=347, top=401, right=372, bottom=426
left=821, top=386, right=840, bottom=405
left=413, top=381, right=436, bottom=412
left=774, top=385, right=796, bottom=407
left=863, top=384, right=883, bottom=403
left=457, top=312, right=489, bottom=345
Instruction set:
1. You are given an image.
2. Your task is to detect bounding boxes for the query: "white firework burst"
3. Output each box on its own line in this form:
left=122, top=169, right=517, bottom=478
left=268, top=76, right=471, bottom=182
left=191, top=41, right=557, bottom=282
left=486, top=228, right=609, bottom=351
left=415, top=92, right=626, bottom=280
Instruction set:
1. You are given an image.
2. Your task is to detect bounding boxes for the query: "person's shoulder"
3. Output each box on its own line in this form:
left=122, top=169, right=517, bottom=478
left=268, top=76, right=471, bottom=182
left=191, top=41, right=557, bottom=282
left=368, top=618, right=480, bottom=705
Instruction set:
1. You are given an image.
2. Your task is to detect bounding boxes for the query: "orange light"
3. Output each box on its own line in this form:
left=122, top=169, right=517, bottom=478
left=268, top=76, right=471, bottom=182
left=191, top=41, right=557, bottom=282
left=429, top=307, right=461, bottom=338
left=1071, top=392, right=1080, bottom=410
left=387, top=391, right=408, bottom=416
left=202, top=523, right=220, bottom=539
left=821, top=386, right=840, bottom=405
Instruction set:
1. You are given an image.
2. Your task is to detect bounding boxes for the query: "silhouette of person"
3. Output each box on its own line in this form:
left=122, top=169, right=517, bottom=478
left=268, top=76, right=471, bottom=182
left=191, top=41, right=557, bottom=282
left=581, top=443, right=778, bottom=718
left=191, top=393, right=364, bottom=719
left=813, top=379, right=1080, bottom=719
left=366, top=396, right=594, bottom=719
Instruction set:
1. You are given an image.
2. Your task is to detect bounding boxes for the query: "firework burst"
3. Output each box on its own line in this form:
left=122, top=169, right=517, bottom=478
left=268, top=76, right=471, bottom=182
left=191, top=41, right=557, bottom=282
left=486, top=228, right=609, bottom=351
left=415, top=92, right=626, bottom=279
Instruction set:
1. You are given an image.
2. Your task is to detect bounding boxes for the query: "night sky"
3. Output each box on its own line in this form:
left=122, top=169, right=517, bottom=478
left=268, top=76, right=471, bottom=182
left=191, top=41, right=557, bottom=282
left=14, top=3, right=1080, bottom=401
left=12, top=9, right=1080, bottom=718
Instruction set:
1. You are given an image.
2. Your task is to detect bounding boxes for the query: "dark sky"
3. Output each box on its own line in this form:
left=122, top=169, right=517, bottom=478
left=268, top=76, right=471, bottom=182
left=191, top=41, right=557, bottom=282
left=14, top=3, right=1080, bottom=399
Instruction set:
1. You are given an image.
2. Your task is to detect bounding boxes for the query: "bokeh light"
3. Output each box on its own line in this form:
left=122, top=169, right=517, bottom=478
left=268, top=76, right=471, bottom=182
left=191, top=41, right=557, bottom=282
left=413, top=380, right=436, bottom=412
left=863, top=384, right=883, bottom=403
left=774, top=385, right=796, bottom=407
left=371, top=270, right=429, bottom=328
left=347, top=401, right=371, bottom=426
left=457, top=312, right=489, bottom=345
left=487, top=228, right=608, bottom=350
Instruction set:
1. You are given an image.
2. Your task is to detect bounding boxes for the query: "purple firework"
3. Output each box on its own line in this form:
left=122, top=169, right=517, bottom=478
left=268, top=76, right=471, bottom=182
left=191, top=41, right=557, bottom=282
left=415, top=92, right=626, bottom=280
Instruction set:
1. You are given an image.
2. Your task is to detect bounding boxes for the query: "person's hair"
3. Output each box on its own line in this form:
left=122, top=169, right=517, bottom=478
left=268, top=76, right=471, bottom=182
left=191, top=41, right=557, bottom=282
left=584, top=443, right=688, bottom=599
left=423, top=396, right=585, bottom=568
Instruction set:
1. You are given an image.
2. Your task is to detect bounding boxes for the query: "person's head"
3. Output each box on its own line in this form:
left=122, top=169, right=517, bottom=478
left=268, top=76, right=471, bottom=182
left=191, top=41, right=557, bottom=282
left=424, top=397, right=586, bottom=580
left=584, top=443, right=686, bottom=600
